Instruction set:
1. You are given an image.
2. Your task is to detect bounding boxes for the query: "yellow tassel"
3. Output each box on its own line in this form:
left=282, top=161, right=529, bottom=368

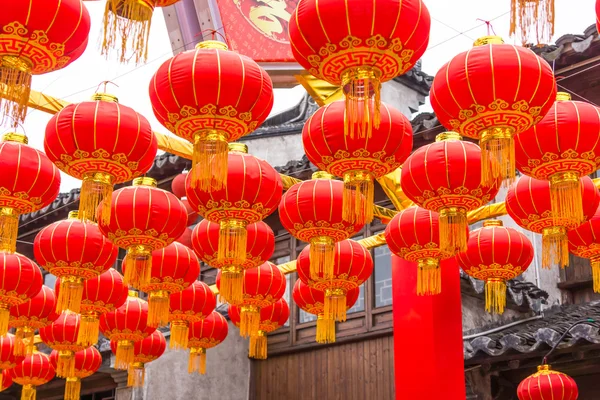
left=591, top=258, right=600, bottom=293
left=342, top=170, right=374, bottom=225
left=127, top=362, right=145, bottom=387
left=417, top=258, right=442, bottom=296
left=77, top=312, right=101, bottom=347
left=0, top=306, right=9, bottom=336
left=190, top=132, right=229, bottom=191
left=0, top=207, right=18, bottom=253
left=64, top=377, right=81, bottom=400
left=480, top=127, right=515, bottom=188
left=169, top=320, right=189, bottom=350
left=342, top=67, right=382, bottom=139
left=21, top=384, right=36, bottom=400
left=115, top=340, right=134, bottom=370
left=79, top=172, right=113, bottom=224
left=309, top=237, right=335, bottom=280
left=550, top=173, right=584, bottom=224
left=15, top=327, right=35, bottom=356
left=148, top=290, right=170, bottom=328
left=56, top=350, right=75, bottom=378
left=0, top=56, right=32, bottom=127
left=485, top=279, right=507, bottom=315
left=439, top=207, right=468, bottom=255
left=218, top=219, right=247, bottom=265
left=316, top=315, right=336, bottom=344
left=541, top=226, right=569, bottom=269
left=219, top=267, right=244, bottom=305
left=188, top=347, right=206, bottom=375
left=240, top=305, right=260, bottom=338
left=249, top=331, right=268, bottom=360
left=123, top=246, right=152, bottom=288
left=324, top=289, right=347, bottom=322
left=56, top=276, right=84, bottom=314
left=510, top=0, right=555, bottom=45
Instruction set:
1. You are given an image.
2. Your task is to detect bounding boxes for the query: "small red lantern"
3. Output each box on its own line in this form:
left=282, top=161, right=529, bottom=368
left=38, top=311, right=85, bottom=378
left=169, top=280, right=217, bottom=350
left=181, top=199, right=198, bottom=226
left=0, top=334, right=23, bottom=388
left=110, top=330, right=166, bottom=388
left=303, top=101, right=413, bottom=224
left=98, top=177, right=188, bottom=288
left=0, top=370, right=11, bottom=393
left=176, top=228, right=193, bottom=248
left=401, top=132, right=500, bottom=254
left=568, top=206, right=600, bottom=292
left=50, top=347, right=102, bottom=400
left=517, top=365, right=578, bottom=400
left=11, top=352, right=55, bottom=400
left=458, top=220, right=534, bottom=314
left=191, top=219, right=274, bottom=304
left=187, top=312, right=228, bottom=375
left=171, top=173, right=187, bottom=199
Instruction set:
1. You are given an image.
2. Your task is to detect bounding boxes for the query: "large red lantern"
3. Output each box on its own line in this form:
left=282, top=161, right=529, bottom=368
left=44, top=94, right=158, bottom=223
left=150, top=43, right=273, bottom=191
left=506, top=175, right=599, bottom=269
left=99, top=292, right=156, bottom=370
left=401, top=132, right=500, bottom=254
left=11, top=352, right=55, bottom=400
left=280, top=172, right=363, bottom=280
left=303, top=101, right=413, bottom=224
left=517, top=365, right=578, bottom=400
left=0, top=133, right=60, bottom=253
left=385, top=207, right=453, bottom=296
left=568, top=206, right=600, bottom=292
left=110, top=330, right=166, bottom=388
left=38, top=311, right=84, bottom=378
left=0, top=252, right=42, bottom=335
left=169, top=281, right=217, bottom=350
left=98, top=177, right=187, bottom=288
left=430, top=37, right=557, bottom=186
left=187, top=312, right=228, bottom=375
left=289, top=0, right=430, bottom=136
left=0, top=334, right=23, bottom=388
left=191, top=219, right=274, bottom=304
left=457, top=220, right=534, bottom=314
left=297, top=239, right=372, bottom=322
left=123, top=242, right=200, bottom=327
left=0, top=0, right=90, bottom=125
left=50, top=347, right=102, bottom=400
left=515, top=93, right=600, bottom=224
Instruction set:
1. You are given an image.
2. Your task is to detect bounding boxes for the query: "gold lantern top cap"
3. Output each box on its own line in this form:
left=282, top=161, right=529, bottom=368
left=91, top=93, right=119, bottom=103
left=473, top=36, right=505, bottom=46
left=68, top=211, right=79, bottom=220
left=228, top=143, right=248, bottom=153
left=483, top=219, right=503, bottom=227
left=435, top=132, right=462, bottom=142
left=556, top=92, right=572, bottom=101
left=196, top=40, right=228, bottom=51
left=537, top=365, right=552, bottom=372
left=133, top=177, right=158, bottom=187
left=2, top=132, right=28, bottom=144
left=128, top=290, right=139, bottom=298
left=312, top=171, right=335, bottom=180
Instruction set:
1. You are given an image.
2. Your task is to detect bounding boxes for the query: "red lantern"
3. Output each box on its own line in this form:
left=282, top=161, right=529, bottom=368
left=44, top=94, right=158, bottom=223
left=0, top=370, right=11, bottom=393
left=11, top=352, right=55, bottom=400
left=38, top=311, right=84, bottom=378
left=110, top=330, right=166, bottom=388
left=9, top=286, right=59, bottom=356
left=568, top=206, right=600, bottom=292
left=515, top=93, right=600, bottom=224
left=506, top=175, right=599, bottom=269
left=123, top=242, right=200, bottom=327
left=510, top=0, right=554, bottom=45
left=293, top=279, right=359, bottom=344
left=150, top=43, right=273, bottom=191
left=176, top=228, right=193, bottom=248
left=401, top=132, right=500, bottom=254
left=457, top=220, right=534, bottom=314
left=0, top=252, right=42, bottom=335
left=171, top=173, right=187, bottom=199
left=98, top=177, right=188, bottom=288
left=517, top=365, right=578, bottom=400
left=385, top=207, right=453, bottom=296
left=169, top=281, right=217, bottom=350
left=187, top=311, right=228, bottom=375
left=99, top=291, right=156, bottom=370
left=0, top=334, right=23, bottom=388
left=0, top=0, right=90, bottom=125
left=297, top=239, right=372, bottom=322
left=181, top=199, right=198, bottom=226
left=191, top=219, right=275, bottom=304
left=279, top=172, right=363, bottom=280
left=289, top=0, right=430, bottom=136
left=50, top=347, right=102, bottom=400
left=597, top=0, right=600, bottom=33
left=0, top=133, right=60, bottom=253
left=430, top=37, right=557, bottom=186
left=303, top=101, right=413, bottom=224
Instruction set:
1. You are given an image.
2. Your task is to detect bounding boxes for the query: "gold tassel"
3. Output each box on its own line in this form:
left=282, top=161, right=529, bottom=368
left=342, top=67, right=382, bottom=139
left=342, top=170, right=374, bottom=225
left=188, top=347, right=206, bottom=375
left=480, top=127, right=515, bottom=188
left=249, top=331, right=268, bottom=360
left=64, top=377, right=81, bottom=400
left=541, top=226, right=569, bottom=269
left=127, top=362, right=145, bottom=387
left=79, top=172, right=113, bottom=224
left=240, top=305, right=260, bottom=338
left=417, top=258, right=442, bottom=296
left=309, top=237, right=335, bottom=280
left=0, top=207, right=18, bottom=253
left=550, top=173, right=584, bottom=224
left=15, top=327, right=35, bottom=356
left=56, top=276, right=84, bottom=314
left=77, top=312, right=101, bottom=347
left=123, top=246, right=152, bottom=288
left=102, top=0, right=154, bottom=65
left=218, top=219, right=247, bottom=265
left=219, top=267, right=244, bottom=305
left=115, top=340, right=134, bottom=370
left=324, top=289, right=347, bottom=322
left=169, top=320, right=189, bottom=350
left=21, top=384, right=36, bottom=400
left=439, top=207, right=468, bottom=255
left=0, top=305, right=9, bottom=336
left=591, top=258, right=600, bottom=293
left=148, top=290, right=170, bottom=328
left=485, top=279, right=507, bottom=315
left=316, top=315, right=336, bottom=344
left=510, top=0, right=555, bottom=45
left=190, top=132, right=229, bottom=191
left=0, top=56, right=32, bottom=127
left=56, top=350, right=75, bottom=378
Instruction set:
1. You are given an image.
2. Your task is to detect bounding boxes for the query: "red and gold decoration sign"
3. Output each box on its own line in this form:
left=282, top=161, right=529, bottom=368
left=517, top=365, right=578, bottom=400
left=302, top=101, right=413, bottom=223
left=150, top=44, right=273, bottom=191
left=187, top=311, right=228, bottom=375
left=98, top=177, right=187, bottom=288
left=50, top=347, right=102, bottom=400
left=169, top=280, right=217, bottom=350
left=0, top=133, right=60, bottom=253
left=44, top=93, right=158, bottom=223
left=0, top=334, right=23, bottom=388
left=401, top=132, right=500, bottom=255
left=506, top=175, right=599, bottom=269
left=289, top=0, right=431, bottom=136
left=38, top=311, right=85, bottom=378
left=110, top=330, right=166, bottom=388
left=430, top=37, right=557, bottom=186
left=0, top=0, right=90, bottom=125
left=510, top=0, right=554, bottom=45
left=385, top=207, right=453, bottom=296
left=568, top=205, right=600, bottom=292
left=457, top=220, right=534, bottom=314
left=11, top=352, right=55, bottom=400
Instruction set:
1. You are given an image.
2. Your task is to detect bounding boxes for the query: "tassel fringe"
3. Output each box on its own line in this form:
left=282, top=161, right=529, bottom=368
left=485, top=279, right=507, bottom=315
left=115, top=340, right=134, bottom=370
left=127, top=363, right=146, bottom=387
left=542, top=227, right=569, bottom=269
left=15, top=327, right=35, bottom=356
left=79, top=173, right=113, bottom=224
left=64, top=377, right=81, bottom=400
left=169, top=321, right=189, bottom=350
left=248, top=331, right=268, bottom=360
left=57, top=351, right=75, bottom=378
left=190, top=133, right=229, bottom=191
left=0, top=307, right=8, bottom=336
left=309, top=237, right=335, bottom=280
left=439, top=208, right=468, bottom=255
left=342, top=67, right=381, bottom=139
left=188, top=348, right=206, bottom=375
left=21, top=384, right=36, bottom=400
left=316, top=315, right=336, bottom=344
left=325, top=290, right=347, bottom=322
left=343, top=171, right=374, bottom=225
left=77, top=313, right=101, bottom=347
left=510, top=0, right=555, bottom=45
left=148, top=291, right=170, bottom=328
left=123, top=247, right=152, bottom=288
left=218, top=219, right=247, bottom=265
left=481, top=128, right=515, bottom=188
left=0, top=207, right=18, bottom=253
left=56, top=277, right=84, bottom=314
left=417, top=258, right=441, bottom=296
left=550, top=173, right=584, bottom=224
left=240, top=306, right=260, bottom=338
left=592, top=259, right=600, bottom=294
left=0, top=56, right=32, bottom=127
left=219, top=267, right=243, bottom=305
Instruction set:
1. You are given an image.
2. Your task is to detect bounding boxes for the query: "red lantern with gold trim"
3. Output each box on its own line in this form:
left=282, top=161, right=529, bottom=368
left=38, top=311, right=84, bottom=378
left=44, top=94, right=158, bottom=224
left=430, top=37, right=557, bottom=186
left=289, top=0, right=430, bottom=137
left=517, top=365, right=578, bottom=400
left=568, top=206, right=600, bottom=292
left=169, top=281, right=217, bottom=350
left=506, top=175, right=598, bottom=269
left=0, top=334, right=23, bottom=388
left=50, top=347, right=102, bottom=400
left=0, top=0, right=90, bottom=125
left=191, top=219, right=275, bottom=304
left=401, top=132, right=500, bottom=254
left=150, top=43, right=273, bottom=191
left=0, top=370, right=11, bottom=393
left=457, top=220, right=534, bottom=314
left=11, top=352, right=55, bottom=400
left=110, top=330, right=166, bottom=388
left=303, top=101, right=413, bottom=224
left=187, top=312, right=228, bottom=375
left=98, top=177, right=187, bottom=288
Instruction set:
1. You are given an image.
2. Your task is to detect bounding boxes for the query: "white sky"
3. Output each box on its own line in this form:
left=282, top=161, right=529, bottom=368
left=12, top=0, right=599, bottom=191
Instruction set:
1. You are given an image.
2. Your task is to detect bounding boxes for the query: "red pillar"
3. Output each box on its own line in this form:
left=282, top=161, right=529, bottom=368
left=392, top=256, right=465, bottom=400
